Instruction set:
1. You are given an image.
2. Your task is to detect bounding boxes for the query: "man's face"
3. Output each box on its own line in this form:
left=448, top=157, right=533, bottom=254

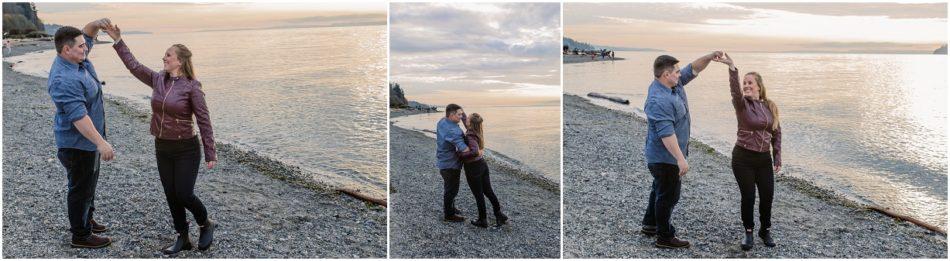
left=448, top=109, right=464, bottom=123
left=662, top=64, right=681, bottom=86
left=61, top=35, right=87, bottom=63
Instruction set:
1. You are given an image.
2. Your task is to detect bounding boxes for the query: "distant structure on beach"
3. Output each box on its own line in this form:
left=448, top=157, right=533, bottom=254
left=935, top=44, right=947, bottom=55
left=3, top=2, right=46, bottom=38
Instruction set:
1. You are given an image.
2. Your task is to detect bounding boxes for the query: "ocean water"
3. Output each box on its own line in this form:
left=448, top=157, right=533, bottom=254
left=565, top=51, right=948, bottom=229
left=391, top=104, right=562, bottom=183
left=5, top=26, right=388, bottom=199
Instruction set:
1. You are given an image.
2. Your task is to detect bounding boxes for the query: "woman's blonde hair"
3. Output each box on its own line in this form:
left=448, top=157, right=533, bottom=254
left=469, top=113, right=485, bottom=149
left=171, top=44, right=196, bottom=80
left=746, top=72, right=780, bottom=130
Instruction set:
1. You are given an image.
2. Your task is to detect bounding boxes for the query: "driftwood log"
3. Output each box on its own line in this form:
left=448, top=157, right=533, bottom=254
left=867, top=206, right=945, bottom=235
left=339, top=188, right=387, bottom=207
left=587, top=92, right=630, bottom=105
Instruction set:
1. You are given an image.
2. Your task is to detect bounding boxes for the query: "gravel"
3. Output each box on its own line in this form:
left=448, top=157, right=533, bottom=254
left=562, top=94, right=947, bottom=258
left=2, top=41, right=386, bottom=258
left=388, top=113, right=561, bottom=258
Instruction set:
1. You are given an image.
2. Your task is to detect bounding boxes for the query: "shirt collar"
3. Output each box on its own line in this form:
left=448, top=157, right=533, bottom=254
left=54, top=55, right=81, bottom=71
left=650, top=79, right=677, bottom=94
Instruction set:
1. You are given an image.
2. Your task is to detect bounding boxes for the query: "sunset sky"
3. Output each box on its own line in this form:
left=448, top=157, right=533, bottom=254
left=565, top=2, right=947, bottom=53
left=34, top=2, right=386, bottom=33
left=390, top=2, right=561, bottom=106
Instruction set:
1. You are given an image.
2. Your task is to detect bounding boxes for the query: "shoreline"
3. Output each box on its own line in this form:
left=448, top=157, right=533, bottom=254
left=3, top=42, right=387, bottom=205
left=562, top=93, right=946, bottom=258
left=2, top=40, right=386, bottom=258
left=388, top=109, right=560, bottom=258
left=390, top=108, right=558, bottom=191
left=563, top=54, right=625, bottom=64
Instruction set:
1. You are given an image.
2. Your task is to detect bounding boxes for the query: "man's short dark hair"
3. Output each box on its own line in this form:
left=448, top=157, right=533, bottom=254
left=54, top=26, right=84, bottom=54
left=653, top=55, right=680, bottom=78
left=445, top=103, right=462, bottom=117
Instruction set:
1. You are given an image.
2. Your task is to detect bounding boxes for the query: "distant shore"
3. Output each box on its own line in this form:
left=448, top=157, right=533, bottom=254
left=388, top=108, right=560, bottom=258
left=564, top=54, right=625, bottom=64
left=2, top=40, right=386, bottom=258
left=562, top=94, right=946, bottom=258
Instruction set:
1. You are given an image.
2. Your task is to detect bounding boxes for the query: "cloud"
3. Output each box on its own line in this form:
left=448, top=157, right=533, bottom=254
left=390, top=2, right=561, bottom=101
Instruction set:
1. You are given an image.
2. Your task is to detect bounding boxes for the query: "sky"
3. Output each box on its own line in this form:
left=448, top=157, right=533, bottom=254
left=564, top=2, right=948, bottom=53
left=34, top=2, right=386, bottom=33
left=390, top=2, right=561, bottom=107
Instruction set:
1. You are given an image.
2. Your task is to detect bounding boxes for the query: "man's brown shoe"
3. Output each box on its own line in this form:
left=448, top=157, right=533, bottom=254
left=655, top=237, right=690, bottom=249
left=443, top=214, right=465, bottom=222
left=90, top=219, right=108, bottom=233
left=71, top=234, right=112, bottom=248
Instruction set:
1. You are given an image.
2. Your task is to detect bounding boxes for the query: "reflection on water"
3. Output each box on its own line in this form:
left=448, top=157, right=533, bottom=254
left=6, top=26, right=388, bottom=198
left=565, top=51, right=948, bottom=229
left=392, top=105, right=561, bottom=182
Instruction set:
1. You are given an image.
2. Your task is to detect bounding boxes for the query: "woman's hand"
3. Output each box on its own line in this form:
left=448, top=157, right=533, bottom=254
left=105, top=24, right=121, bottom=42
left=207, top=161, right=216, bottom=169
left=715, top=52, right=736, bottom=71
left=773, top=165, right=781, bottom=174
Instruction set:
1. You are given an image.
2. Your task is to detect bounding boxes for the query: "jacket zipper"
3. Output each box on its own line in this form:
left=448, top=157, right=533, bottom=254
left=158, top=78, right=177, bottom=137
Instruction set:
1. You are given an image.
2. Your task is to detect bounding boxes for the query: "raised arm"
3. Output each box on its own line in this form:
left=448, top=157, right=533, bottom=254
left=718, top=53, right=744, bottom=110
left=189, top=83, right=217, bottom=164
left=690, top=51, right=722, bottom=74
left=82, top=18, right=110, bottom=43
left=109, top=25, right=159, bottom=88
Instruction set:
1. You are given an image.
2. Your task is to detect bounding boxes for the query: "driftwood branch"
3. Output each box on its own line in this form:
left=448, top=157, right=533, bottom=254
left=339, top=188, right=387, bottom=207
left=867, top=206, right=945, bottom=235
left=587, top=92, right=629, bottom=105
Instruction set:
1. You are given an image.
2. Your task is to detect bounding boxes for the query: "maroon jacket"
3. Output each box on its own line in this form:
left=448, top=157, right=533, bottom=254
left=730, top=68, right=781, bottom=166
left=458, top=131, right=483, bottom=163
left=113, top=39, right=216, bottom=162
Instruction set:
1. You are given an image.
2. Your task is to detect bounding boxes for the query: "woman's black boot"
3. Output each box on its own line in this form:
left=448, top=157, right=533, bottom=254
left=759, top=228, right=776, bottom=247
left=741, top=230, right=754, bottom=251
left=471, top=219, right=489, bottom=228
left=494, top=212, right=508, bottom=227
left=162, top=232, right=193, bottom=255
left=198, top=219, right=215, bottom=250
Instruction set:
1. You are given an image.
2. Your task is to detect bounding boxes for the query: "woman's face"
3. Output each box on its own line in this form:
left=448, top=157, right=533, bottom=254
left=742, top=74, right=760, bottom=98
left=163, top=46, right=181, bottom=73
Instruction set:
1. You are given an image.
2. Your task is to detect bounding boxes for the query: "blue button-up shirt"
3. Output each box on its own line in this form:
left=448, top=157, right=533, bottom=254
left=435, top=117, right=466, bottom=170
left=644, top=63, right=697, bottom=165
left=48, top=34, right=105, bottom=152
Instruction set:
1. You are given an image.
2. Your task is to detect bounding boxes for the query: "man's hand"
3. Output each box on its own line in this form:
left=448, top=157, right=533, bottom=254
left=677, top=158, right=689, bottom=176
left=97, top=142, right=115, bottom=161
left=83, top=18, right=112, bottom=38
left=207, top=161, right=217, bottom=169
left=774, top=165, right=781, bottom=174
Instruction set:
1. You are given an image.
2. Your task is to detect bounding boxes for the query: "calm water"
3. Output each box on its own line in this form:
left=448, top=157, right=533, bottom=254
left=6, top=26, right=388, bottom=199
left=392, top=105, right=562, bottom=183
left=565, top=51, right=948, bottom=229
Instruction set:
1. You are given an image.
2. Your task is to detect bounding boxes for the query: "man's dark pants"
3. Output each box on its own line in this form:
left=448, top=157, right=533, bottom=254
left=439, top=168, right=462, bottom=218
left=57, top=148, right=100, bottom=240
left=642, top=163, right=682, bottom=240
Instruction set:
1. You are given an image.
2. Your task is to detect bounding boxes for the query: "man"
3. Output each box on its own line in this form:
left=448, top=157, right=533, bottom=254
left=47, top=18, right=115, bottom=248
left=641, top=51, right=722, bottom=249
left=435, top=103, right=472, bottom=222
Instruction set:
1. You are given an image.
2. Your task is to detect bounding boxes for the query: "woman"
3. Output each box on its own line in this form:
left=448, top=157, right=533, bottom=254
left=717, top=53, right=782, bottom=250
left=458, top=113, right=508, bottom=228
left=105, top=25, right=216, bottom=254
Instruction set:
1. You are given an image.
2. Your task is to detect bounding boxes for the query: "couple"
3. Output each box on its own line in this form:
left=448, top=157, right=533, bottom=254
left=435, top=104, right=508, bottom=228
left=639, top=51, right=783, bottom=250
left=47, top=18, right=216, bottom=254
